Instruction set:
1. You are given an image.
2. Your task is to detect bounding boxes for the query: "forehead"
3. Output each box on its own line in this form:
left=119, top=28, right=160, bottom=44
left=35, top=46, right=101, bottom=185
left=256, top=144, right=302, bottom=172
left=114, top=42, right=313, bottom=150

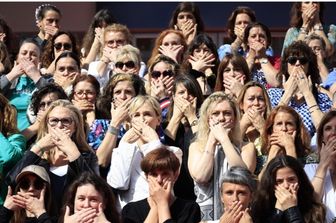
left=274, top=111, right=295, bottom=122
left=48, top=106, right=73, bottom=117
left=76, top=184, right=101, bottom=196
left=276, top=167, right=297, bottom=178
left=43, top=10, right=60, bottom=19
left=56, top=57, right=77, bottom=67
left=235, top=13, right=251, bottom=21
left=74, top=81, right=95, bottom=90
left=114, top=80, right=134, bottom=90
left=105, top=31, right=126, bottom=40
left=20, top=42, right=40, bottom=52
left=153, top=61, right=171, bottom=70
left=249, top=26, right=266, bottom=34
left=55, top=34, right=71, bottom=43
left=222, top=182, right=250, bottom=192
left=244, top=86, right=263, bottom=96
left=178, top=11, right=194, bottom=17
left=162, top=33, right=181, bottom=42
left=308, top=39, right=322, bottom=46
left=211, top=100, right=233, bottom=111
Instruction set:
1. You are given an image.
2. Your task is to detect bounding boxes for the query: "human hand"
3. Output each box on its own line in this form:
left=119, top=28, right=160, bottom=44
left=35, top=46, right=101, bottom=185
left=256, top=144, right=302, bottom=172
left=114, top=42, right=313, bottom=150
left=8, top=60, right=24, bottom=79
left=103, top=46, right=119, bottom=63
left=44, top=25, right=59, bottom=40
left=159, top=44, right=184, bottom=63
left=239, top=209, right=253, bottom=223
left=72, top=99, right=95, bottom=113
left=54, top=72, right=79, bottom=88
left=93, top=203, right=110, bottom=223
left=249, top=41, right=266, bottom=58
left=294, top=67, right=312, bottom=94
left=3, top=186, right=23, bottom=211
left=219, top=201, right=244, bottom=223
left=188, top=52, right=215, bottom=72
left=174, top=96, right=197, bottom=120
left=320, top=137, right=336, bottom=167
left=223, top=75, right=245, bottom=97
left=0, top=32, right=6, bottom=42
left=64, top=206, right=97, bottom=223
left=110, top=97, right=132, bottom=127
left=132, top=120, right=159, bottom=143
left=274, top=183, right=298, bottom=211
left=121, top=126, right=141, bottom=144
left=148, top=177, right=171, bottom=206
left=302, top=4, right=319, bottom=27
left=246, top=107, right=265, bottom=132
left=234, top=26, right=245, bottom=41
left=269, top=130, right=296, bottom=151
left=151, top=78, right=167, bottom=99
left=95, top=27, right=104, bottom=45
left=176, top=21, right=197, bottom=45
left=209, top=118, right=232, bottom=144
left=24, top=187, right=47, bottom=217
left=283, top=73, right=298, bottom=96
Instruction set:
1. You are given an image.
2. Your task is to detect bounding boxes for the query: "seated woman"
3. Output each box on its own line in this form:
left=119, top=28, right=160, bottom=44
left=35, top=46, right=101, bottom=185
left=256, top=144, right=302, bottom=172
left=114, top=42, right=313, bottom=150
left=0, top=93, right=26, bottom=205
left=107, top=95, right=182, bottom=210
left=41, top=31, right=80, bottom=75
left=188, top=92, right=246, bottom=221
left=237, top=81, right=272, bottom=173
left=252, top=155, right=325, bottom=223
left=304, top=110, right=336, bottom=222
left=214, top=54, right=250, bottom=99
left=182, top=33, right=219, bottom=96
left=6, top=99, right=99, bottom=217
left=59, top=171, right=120, bottom=223
left=268, top=40, right=332, bottom=137
left=122, top=147, right=201, bottom=223
left=205, top=166, right=257, bottom=223
left=1, top=165, right=53, bottom=223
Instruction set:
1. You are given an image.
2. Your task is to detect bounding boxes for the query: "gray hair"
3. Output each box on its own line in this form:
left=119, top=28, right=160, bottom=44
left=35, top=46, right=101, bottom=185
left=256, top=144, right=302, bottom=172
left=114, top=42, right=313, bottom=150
left=221, top=166, right=257, bottom=193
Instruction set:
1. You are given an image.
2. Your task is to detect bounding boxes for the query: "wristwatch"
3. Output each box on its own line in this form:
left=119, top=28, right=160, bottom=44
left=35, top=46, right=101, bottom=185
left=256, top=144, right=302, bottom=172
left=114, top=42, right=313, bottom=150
left=260, top=58, right=269, bottom=64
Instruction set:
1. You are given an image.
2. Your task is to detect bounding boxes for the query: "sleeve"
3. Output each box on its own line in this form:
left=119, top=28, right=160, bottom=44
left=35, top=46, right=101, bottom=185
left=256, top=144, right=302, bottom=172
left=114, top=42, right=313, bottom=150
left=37, top=212, right=55, bottom=223
left=0, top=205, right=13, bottom=223
left=121, top=203, right=141, bottom=223
left=283, top=206, right=305, bottom=223
left=68, top=151, right=100, bottom=175
left=88, top=61, right=112, bottom=89
left=183, top=202, right=201, bottom=223
left=35, top=75, right=54, bottom=89
left=0, top=75, right=11, bottom=92
left=0, top=133, right=26, bottom=172
left=317, top=93, right=332, bottom=112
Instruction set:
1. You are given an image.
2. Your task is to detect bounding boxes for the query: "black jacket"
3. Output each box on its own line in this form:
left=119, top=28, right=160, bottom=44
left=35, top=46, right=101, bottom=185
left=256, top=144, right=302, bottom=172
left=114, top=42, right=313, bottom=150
left=0, top=205, right=55, bottom=223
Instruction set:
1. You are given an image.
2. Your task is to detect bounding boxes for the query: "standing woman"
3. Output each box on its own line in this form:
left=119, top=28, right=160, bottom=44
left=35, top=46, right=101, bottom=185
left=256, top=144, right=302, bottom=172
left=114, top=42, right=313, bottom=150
left=168, top=2, right=204, bottom=45
left=34, top=4, right=61, bottom=49
left=188, top=92, right=246, bottom=221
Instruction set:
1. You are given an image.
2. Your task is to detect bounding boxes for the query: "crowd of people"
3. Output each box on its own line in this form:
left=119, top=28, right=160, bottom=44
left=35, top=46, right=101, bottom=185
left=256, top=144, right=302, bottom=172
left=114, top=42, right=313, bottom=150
left=1, top=2, right=336, bottom=223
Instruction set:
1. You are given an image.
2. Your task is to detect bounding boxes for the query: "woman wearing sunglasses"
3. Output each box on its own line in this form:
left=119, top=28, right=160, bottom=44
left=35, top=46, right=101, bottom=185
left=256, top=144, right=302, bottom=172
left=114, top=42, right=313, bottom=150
left=6, top=99, right=99, bottom=218
left=41, top=31, right=80, bottom=75
left=1, top=165, right=53, bottom=223
left=268, top=40, right=332, bottom=137
left=113, top=44, right=141, bottom=76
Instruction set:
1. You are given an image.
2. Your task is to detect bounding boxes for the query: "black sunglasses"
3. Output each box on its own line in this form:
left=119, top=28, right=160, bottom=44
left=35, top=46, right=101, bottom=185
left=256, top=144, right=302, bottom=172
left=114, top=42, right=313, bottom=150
left=115, top=61, right=136, bottom=69
left=151, top=70, right=174, bottom=79
left=287, top=56, right=309, bottom=65
left=54, top=42, right=72, bottom=51
left=20, top=178, right=45, bottom=190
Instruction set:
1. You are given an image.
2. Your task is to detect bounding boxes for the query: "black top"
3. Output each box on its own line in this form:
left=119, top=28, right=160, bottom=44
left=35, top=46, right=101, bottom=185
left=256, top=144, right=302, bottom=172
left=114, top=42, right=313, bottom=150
left=122, top=197, right=201, bottom=223
left=0, top=205, right=56, bottom=223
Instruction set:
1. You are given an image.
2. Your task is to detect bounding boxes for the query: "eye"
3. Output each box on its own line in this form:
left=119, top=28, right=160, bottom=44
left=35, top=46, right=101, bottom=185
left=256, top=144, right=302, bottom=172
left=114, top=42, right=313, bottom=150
left=163, top=42, right=169, bottom=46
left=224, top=68, right=231, bottom=73
left=58, top=67, right=65, bottom=72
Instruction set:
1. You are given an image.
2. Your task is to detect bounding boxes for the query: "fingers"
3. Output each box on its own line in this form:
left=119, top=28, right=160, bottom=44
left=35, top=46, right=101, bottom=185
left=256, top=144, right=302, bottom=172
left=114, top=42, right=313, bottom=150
left=7, top=186, right=12, bottom=197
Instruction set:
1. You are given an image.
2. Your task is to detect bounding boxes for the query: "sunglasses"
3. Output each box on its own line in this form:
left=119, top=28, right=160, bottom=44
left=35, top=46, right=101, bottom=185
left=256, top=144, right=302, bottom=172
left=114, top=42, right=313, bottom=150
left=115, top=61, right=136, bottom=69
left=48, top=117, right=73, bottom=127
left=54, top=42, right=72, bottom=51
left=20, top=178, right=44, bottom=190
left=151, top=70, right=174, bottom=79
left=287, top=56, right=309, bottom=65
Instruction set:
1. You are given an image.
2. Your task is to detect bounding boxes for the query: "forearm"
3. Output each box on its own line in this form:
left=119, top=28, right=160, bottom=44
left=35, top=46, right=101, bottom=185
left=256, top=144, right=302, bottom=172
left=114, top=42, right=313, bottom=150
left=164, top=115, right=182, bottom=141
left=279, top=90, right=293, bottom=106
left=311, top=163, right=328, bottom=200
left=96, top=125, right=119, bottom=167
left=231, top=38, right=242, bottom=54
left=284, top=142, right=297, bottom=158
left=45, top=60, right=56, bottom=75
left=317, top=60, right=329, bottom=82
left=21, top=123, right=39, bottom=141
left=158, top=204, right=172, bottom=223
left=220, top=135, right=246, bottom=168
left=260, top=62, right=281, bottom=87
left=144, top=208, right=158, bottom=223
left=304, top=93, right=324, bottom=128
left=96, top=61, right=109, bottom=77
left=83, top=38, right=101, bottom=65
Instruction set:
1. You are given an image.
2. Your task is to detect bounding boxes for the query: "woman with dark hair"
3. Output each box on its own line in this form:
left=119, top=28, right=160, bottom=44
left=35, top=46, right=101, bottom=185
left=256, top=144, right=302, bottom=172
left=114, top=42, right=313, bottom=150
left=252, top=155, right=325, bottom=223
left=282, top=2, right=335, bottom=56
left=0, top=41, right=12, bottom=75
left=41, top=31, right=80, bottom=75
left=168, top=2, right=204, bottom=45
left=268, top=40, right=332, bottom=137
left=0, top=18, right=15, bottom=57
left=59, top=171, right=120, bottom=223
left=1, top=165, right=53, bottom=223
left=214, top=54, right=250, bottom=98
left=33, top=4, right=61, bottom=49
left=182, top=33, right=219, bottom=96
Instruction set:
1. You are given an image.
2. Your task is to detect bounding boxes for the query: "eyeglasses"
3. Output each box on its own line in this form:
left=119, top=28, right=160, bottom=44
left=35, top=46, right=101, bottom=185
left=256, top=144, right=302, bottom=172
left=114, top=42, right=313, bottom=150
left=115, top=61, right=136, bottom=69
left=54, top=42, right=72, bottom=51
left=287, top=56, right=309, bottom=65
left=20, top=178, right=44, bottom=190
left=75, top=90, right=96, bottom=97
left=151, top=70, right=174, bottom=79
left=48, top=117, right=73, bottom=127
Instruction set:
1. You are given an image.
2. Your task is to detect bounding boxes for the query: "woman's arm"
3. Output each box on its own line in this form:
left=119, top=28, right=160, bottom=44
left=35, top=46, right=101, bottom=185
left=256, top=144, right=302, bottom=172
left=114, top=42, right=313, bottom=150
left=0, top=133, right=26, bottom=171
left=259, top=57, right=281, bottom=87
left=241, top=142, right=257, bottom=173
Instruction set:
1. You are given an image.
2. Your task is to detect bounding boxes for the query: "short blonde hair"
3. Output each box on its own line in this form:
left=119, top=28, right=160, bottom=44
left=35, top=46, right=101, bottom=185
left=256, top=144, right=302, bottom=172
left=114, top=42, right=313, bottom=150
left=104, top=23, right=132, bottom=44
left=129, top=95, right=161, bottom=121
left=115, top=44, right=141, bottom=68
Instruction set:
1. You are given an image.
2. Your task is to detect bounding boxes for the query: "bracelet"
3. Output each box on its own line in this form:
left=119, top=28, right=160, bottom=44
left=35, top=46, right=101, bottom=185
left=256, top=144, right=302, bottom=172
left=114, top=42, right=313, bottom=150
left=308, top=104, right=318, bottom=110
left=108, top=125, right=119, bottom=136
left=190, top=119, right=198, bottom=127
left=314, top=175, right=324, bottom=180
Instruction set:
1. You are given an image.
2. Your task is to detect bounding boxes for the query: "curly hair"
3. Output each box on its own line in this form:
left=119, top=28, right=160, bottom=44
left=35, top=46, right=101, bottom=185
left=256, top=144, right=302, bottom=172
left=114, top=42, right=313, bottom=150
left=0, top=93, right=19, bottom=137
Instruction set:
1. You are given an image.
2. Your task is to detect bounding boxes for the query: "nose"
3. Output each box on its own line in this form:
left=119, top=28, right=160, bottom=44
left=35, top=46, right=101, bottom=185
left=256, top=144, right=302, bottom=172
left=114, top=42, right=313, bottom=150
left=182, top=92, right=189, bottom=100
left=121, top=64, right=128, bottom=71
left=157, top=174, right=163, bottom=184
left=120, top=91, right=127, bottom=100
left=282, top=181, right=290, bottom=189
left=253, top=98, right=260, bottom=106
left=83, top=198, right=90, bottom=208
left=111, top=41, right=118, bottom=48
left=218, top=112, right=225, bottom=122
left=295, top=59, right=301, bottom=66
left=280, top=123, right=287, bottom=132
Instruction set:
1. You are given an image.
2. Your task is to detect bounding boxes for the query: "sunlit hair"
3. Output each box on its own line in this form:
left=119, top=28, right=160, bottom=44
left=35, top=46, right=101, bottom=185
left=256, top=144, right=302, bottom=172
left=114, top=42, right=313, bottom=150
left=37, top=99, right=92, bottom=162
left=236, top=81, right=271, bottom=120
left=115, top=44, right=141, bottom=68
left=196, top=91, right=241, bottom=148
left=214, top=54, right=250, bottom=92
left=147, top=29, right=187, bottom=65
left=290, top=2, right=324, bottom=28
left=260, top=105, right=311, bottom=157
left=141, top=147, right=180, bottom=175
left=243, top=22, right=272, bottom=48
left=305, top=33, right=326, bottom=51
left=128, top=95, right=162, bottom=123
left=103, top=23, right=132, bottom=44
left=0, top=93, right=19, bottom=137
left=317, top=110, right=336, bottom=153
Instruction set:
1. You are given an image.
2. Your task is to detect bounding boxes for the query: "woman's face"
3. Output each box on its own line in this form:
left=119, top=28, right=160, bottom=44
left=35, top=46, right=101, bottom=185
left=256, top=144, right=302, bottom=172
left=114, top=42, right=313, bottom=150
left=19, top=175, right=45, bottom=199
left=114, top=56, right=138, bottom=75
left=174, top=83, right=195, bottom=102
left=147, top=169, right=177, bottom=187
left=38, top=92, right=59, bottom=113
left=113, top=80, right=136, bottom=107
left=74, top=183, right=104, bottom=213
left=286, top=54, right=309, bottom=76
left=301, top=2, right=320, bottom=14
left=54, top=34, right=72, bottom=56
left=38, top=10, right=60, bottom=33
left=275, top=167, right=299, bottom=190
left=176, top=11, right=196, bottom=29
left=272, top=111, right=297, bottom=134
left=55, top=57, right=79, bottom=78
left=241, top=86, right=266, bottom=115
left=73, top=81, right=97, bottom=104
left=247, top=26, right=267, bottom=47
left=209, top=100, right=235, bottom=129
left=193, top=43, right=211, bottom=59
left=322, top=116, right=336, bottom=144
left=161, top=33, right=182, bottom=49
left=131, top=102, right=160, bottom=129
left=17, top=43, right=40, bottom=66
left=151, top=61, right=174, bottom=81
left=222, top=62, right=246, bottom=83
left=104, top=31, right=127, bottom=49
left=221, top=182, right=252, bottom=210
left=235, top=13, right=251, bottom=29
left=47, top=106, right=75, bottom=137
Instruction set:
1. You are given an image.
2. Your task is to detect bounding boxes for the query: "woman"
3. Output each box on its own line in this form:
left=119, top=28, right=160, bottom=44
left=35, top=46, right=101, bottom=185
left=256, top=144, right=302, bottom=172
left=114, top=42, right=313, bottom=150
left=0, top=41, right=12, bottom=74
left=1, top=165, right=53, bottom=223
left=304, top=110, right=336, bottom=222
left=107, top=95, right=182, bottom=210
left=168, top=2, right=204, bottom=45
left=41, top=31, right=80, bottom=75
left=243, top=22, right=280, bottom=88
left=205, top=166, right=257, bottom=223
left=0, top=38, right=53, bottom=130
left=148, top=29, right=187, bottom=65
left=113, top=44, right=142, bottom=76
left=252, top=155, right=325, bottom=223
left=6, top=99, right=99, bottom=217
left=0, top=18, right=15, bottom=57
left=268, top=40, right=332, bottom=137
left=182, top=33, right=219, bottom=96
left=122, top=147, right=200, bottom=223
left=282, top=2, right=336, bottom=57
left=214, top=54, right=250, bottom=99
left=237, top=81, right=272, bottom=172
left=34, top=4, right=61, bottom=49
left=188, top=91, right=246, bottom=221
left=0, top=93, right=25, bottom=205
left=59, top=171, right=120, bottom=223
